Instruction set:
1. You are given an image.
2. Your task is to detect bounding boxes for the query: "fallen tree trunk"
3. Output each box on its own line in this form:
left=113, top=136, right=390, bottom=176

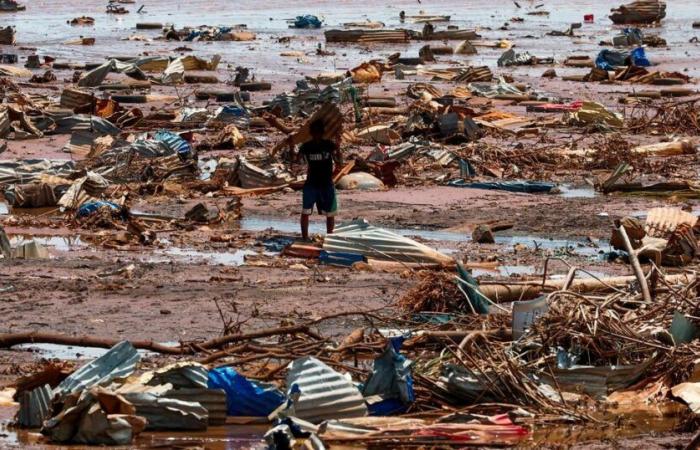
left=0, top=323, right=321, bottom=355
left=480, top=272, right=695, bottom=303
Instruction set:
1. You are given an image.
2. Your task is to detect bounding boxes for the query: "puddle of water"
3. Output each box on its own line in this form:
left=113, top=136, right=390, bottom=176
left=241, top=217, right=470, bottom=242
left=9, top=235, right=85, bottom=252
left=549, top=270, right=610, bottom=280
left=472, top=265, right=537, bottom=277
left=241, top=217, right=607, bottom=257
left=15, top=343, right=131, bottom=360
left=0, top=202, right=8, bottom=215
left=558, top=184, right=597, bottom=199
left=0, top=405, right=267, bottom=450
left=12, top=342, right=179, bottom=360
left=154, top=247, right=257, bottom=266
left=495, top=235, right=607, bottom=257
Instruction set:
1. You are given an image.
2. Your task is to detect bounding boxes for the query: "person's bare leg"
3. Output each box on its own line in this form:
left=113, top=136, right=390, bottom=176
left=301, top=213, right=310, bottom=241
left=326, top=216, right=335, bottom=235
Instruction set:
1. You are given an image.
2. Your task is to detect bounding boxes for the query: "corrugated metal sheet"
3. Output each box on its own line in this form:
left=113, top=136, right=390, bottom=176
left=60, top=88, right=94, bottom=110
left=387, top=142, right=418, bottom=161
left=0, top=159, right=76, bottom=185
left=63, top=131, right=98, bottom=157
left=645, top=207, right=698, bottom=239
left=17, top=384, right=52, bottom=428
left=166, top=388, right=227, bottom=426
left=325, top=29, right=409, bottom=43
left=55, top=341, right=140, bottom=396
left=454, top=66, right=493, bottom=82
left=238, top=156, right=292, bottom=189
left=542, top=358, right=653, bottom=398
left=123, top=392, right=208, bottom=430
left=142, top=362, right=209, bottom=389
left=285, top=356, right=367, bottom=424
left=323, top=219, right=454, bottom=265
left=0, top=109, right=10, bottom=137
left=437, top=364, right=495, bottom=402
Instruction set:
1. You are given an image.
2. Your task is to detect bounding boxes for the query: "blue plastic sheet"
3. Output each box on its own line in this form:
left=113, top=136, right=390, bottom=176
left=219, top=105, right=248, bottom=118
left=292, top=15, right=322, bottom=29
left=154, top=130, right=192, bottom=157
left=447, top=179, right=555, bottom=194
left=596, top=47, right=650, bottom=70
left=630, top=47, right=651, bottom=67
left=76, top=200, right=120, bottom=218
left=363, top=336, right=414, bottom=416
left=208, top=367, right=285, bottom=416
left=595, top=49, right=628, bottom=70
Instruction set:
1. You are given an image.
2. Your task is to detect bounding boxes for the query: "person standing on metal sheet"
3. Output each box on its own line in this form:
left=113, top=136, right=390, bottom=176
left=296, top=118, right=342, bottom=241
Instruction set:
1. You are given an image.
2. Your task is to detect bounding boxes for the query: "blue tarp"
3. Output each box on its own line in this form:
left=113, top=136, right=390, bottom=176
left=208, top=367, right=285, bottom=416
left=292, top=15, right=322, bottom=29
left=630, top=47, right=651, bottom=67
left=595, top=47, right=650, bottom=70
left=76, top=200, right=120, bottom=218
left=363, top=336, right=414, bottom=416
left=447, top=179, right=556, bottom=194
left=154, top=130, right=192, bottom=157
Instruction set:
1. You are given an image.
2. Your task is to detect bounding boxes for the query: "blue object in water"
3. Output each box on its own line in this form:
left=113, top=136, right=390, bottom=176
left=447, top=179, right=555, bottom=194
left=76, top=200, right=120, bottom=218
left=293, top=15, right=322, bottom=29
left=154, top=130, right=192, bottom=157
left=208, top=367, right=285, bottom=416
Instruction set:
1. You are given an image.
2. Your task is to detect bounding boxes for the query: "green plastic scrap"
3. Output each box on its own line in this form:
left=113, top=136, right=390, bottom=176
left=456, top=262, right=490, bottom=315
left=670, top=311, right=698, bottom=346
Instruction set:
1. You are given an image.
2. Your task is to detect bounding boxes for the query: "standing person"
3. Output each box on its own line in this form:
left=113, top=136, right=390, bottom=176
left=297, top=119, right=341, bottom=241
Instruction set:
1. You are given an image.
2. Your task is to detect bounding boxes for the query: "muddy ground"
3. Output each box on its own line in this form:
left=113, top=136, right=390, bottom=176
left=1, top=0, right=700, bottom=448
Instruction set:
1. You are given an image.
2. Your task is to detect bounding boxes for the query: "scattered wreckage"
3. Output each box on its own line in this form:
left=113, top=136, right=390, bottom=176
left=1, top=0, right=700, bottom=448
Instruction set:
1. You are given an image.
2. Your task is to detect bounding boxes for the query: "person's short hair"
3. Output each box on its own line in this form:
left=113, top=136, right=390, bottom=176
left=309, top=119, right=325, bottom=136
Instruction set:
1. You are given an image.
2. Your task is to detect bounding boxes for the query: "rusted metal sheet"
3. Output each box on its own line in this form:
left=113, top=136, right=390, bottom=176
left=285, top=356, right=367, bottom=423
left=454, top=66, right=493, bottom=82
left=60, top=88, right=94, bottom=110
left=645, top=207, right=698, bottom=239
left=323, top=219, right=454, bottom=265
left=325, top=29, right=409, bottom=43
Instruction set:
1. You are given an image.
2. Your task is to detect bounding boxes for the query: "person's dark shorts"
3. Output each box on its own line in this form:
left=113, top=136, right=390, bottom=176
left=302, top=184, right=338, bottom=217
